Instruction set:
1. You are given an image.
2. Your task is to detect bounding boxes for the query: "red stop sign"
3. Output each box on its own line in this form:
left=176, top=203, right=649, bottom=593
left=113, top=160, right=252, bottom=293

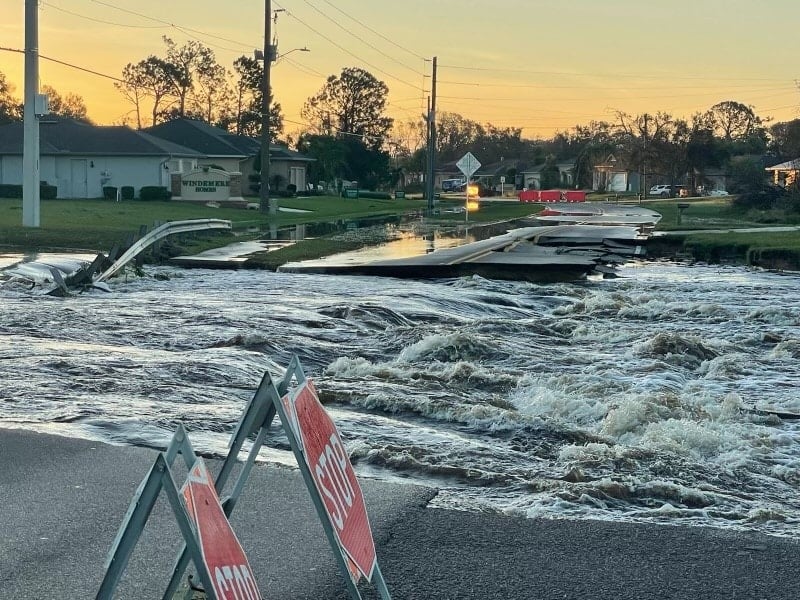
left=290, top=379, right=377, bottom=581
left=181, top=459, right=262, bottom=600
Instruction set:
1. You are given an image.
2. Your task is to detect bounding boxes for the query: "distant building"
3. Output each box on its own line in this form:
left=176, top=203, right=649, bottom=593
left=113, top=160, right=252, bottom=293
left=592, top=154, right=641, bottom=193
left=145, top=119, right=314, bottom=194
left=0, top=117, right=314, bottom=200
left=765, top=158, right=800, bottom=188
left=0, top=117, right=200, bottom=198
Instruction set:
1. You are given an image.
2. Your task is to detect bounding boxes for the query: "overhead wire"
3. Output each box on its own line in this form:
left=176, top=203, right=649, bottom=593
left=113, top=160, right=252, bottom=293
left=272, top=0, right=424, bottom=92
left=296, top=0, right=425, bottom=77
left=317, top=0, right=426, bottom=62
left=42, top=2, right=167, bottom=29
left=0, top=46, right=124, bottom=82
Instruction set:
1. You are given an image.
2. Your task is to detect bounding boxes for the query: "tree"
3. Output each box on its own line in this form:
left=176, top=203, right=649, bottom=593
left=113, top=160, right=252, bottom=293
left=216, top=56, right=282, bottom=140
left=161, top=37, right=219, bottom=119
left=0, top=71, right=22, bottom=124
left=702, top=101, right=763, bottom=142
left=301, top=67, right=393, bottom=150
left=296, top=133, right=347, bottom=185
left=615, top=111, right=674, bottom=194
left=769, top=119, right=800, bottom=161
left=116, top=56, right=178, bottom=127
left=40, top=85, right=90, bottom=122
left=435, top=112, right=484, bottom=162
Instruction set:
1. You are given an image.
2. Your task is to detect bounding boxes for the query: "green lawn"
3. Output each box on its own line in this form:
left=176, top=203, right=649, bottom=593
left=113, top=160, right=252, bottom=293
left=0, top=195, right=547, bottom=252
left=0, top=196, right=428, bottom=251
left=5, top=195, right=800, bottom=269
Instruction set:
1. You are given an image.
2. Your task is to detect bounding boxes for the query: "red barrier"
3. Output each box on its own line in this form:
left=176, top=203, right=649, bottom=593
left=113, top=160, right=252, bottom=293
left=518, top=190, right=539, bottom=202
left=539, top=190, right=561, bottom=202
left=563, top=190, right=586, bottom=202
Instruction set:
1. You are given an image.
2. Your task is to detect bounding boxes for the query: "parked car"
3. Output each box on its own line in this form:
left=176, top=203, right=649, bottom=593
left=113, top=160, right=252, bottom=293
left=649, top=184, right=686, bottom=198
left=442, top=178, right=466, bottom=192
left=649, top=184, right=672, bottom=197
left=707, top=189, right=729, bottom=196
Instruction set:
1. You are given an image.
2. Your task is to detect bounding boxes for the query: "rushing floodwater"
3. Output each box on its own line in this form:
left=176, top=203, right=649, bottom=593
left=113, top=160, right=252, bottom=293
left=1, top=258, right=799, bottom=538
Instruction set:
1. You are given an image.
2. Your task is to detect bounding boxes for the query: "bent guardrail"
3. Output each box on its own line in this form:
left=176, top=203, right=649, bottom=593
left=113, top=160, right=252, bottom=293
left=94, top=219, right=231, bottom=283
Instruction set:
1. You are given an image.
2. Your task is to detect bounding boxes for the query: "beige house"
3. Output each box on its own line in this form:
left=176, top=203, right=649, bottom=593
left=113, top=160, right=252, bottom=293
left=765, top=158, right=800, bottom=188
left=146, top=119, right=313, bottom=194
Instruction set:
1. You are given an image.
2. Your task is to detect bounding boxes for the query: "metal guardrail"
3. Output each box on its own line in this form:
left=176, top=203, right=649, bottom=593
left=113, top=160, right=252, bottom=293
left=95, top=219, right=232, bottom=283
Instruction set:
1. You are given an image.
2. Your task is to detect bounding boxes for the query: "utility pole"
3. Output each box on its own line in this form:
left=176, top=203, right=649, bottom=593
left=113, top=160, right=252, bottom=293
left=260, top=0, right=275, bottom=214
left=23, top=0, right=40, bottom=227
left=425, top=56, right=438, bottom=214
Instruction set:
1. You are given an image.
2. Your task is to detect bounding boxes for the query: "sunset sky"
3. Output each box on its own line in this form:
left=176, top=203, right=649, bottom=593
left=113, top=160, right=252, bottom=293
left=2, top=0, right=798, bottom=140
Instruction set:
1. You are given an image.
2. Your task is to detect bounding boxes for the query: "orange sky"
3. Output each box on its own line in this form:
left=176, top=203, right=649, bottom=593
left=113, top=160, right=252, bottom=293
left=2, top=0, right=798, bottom=140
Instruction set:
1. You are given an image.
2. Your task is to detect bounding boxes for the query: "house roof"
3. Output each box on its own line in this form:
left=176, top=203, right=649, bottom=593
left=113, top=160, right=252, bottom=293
left=474, top=159, right=529, bottom=177
left=145, top=118, right=313, bottom=162
left=766, top=158, right=800, bottom=171
left=0, top=117, right=201, bottom=157
left=145, top=119, right=255, bottom=158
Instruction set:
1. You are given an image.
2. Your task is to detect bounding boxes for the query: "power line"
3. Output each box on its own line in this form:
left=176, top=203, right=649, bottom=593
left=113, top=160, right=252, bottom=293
left=43, top=2, right=167, bottom=29
left=437, top=79, right=793, bottom=92
left=296, top=0, right=424, bottom=77
left=317, top=0, right=426, bottom=62
left=0, top=46, right=124, bottom=82
left=273, top=0, right=424, bottom=92
left=437, top=88, right=795, bottom=103
left=83, top=0, right=253, bottom=55
left=438, top=63, right=794, bottom=83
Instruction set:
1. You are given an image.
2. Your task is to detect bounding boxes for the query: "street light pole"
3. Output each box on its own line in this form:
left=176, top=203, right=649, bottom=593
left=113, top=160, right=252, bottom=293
left=260, top=0, right=274, bottom=214
left=23, top=0, right=40, bottom=227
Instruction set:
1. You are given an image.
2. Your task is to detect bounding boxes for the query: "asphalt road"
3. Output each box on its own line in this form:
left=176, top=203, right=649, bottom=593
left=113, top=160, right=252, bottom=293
left=1, top=428, right=799, bottom=599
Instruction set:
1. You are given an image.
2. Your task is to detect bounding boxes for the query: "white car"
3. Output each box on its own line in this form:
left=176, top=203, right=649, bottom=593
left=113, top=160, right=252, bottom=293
left=708, top=189, right=730, bottom=197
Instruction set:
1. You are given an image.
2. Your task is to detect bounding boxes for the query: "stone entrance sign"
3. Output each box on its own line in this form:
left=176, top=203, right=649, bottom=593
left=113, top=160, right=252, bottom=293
left=173, top=168, right=244, bottom=202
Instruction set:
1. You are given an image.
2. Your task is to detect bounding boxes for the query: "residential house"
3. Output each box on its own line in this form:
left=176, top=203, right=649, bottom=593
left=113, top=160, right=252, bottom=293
left=473, top=158, right=529, bottom=192
left=765, top=158, right=800, bottom=188
left=0, top=117, right=201, bottom=198
left=519, top=159, right=575, bottom=190
left=145, top=118, right=314, bottom=194
left=592, top=154, right=641, bottom=193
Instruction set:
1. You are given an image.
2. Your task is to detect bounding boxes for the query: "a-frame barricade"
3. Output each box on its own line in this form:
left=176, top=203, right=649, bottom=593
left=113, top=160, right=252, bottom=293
left=95, top=424, right=260, bottom=599
left=97, top=357, right=391, bottom=600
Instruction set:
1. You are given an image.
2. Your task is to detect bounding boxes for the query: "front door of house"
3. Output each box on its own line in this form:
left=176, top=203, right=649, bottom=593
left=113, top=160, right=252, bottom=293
left=289, top=167, right=305, bottom=191
left=70, top=159, right=88, bottom=198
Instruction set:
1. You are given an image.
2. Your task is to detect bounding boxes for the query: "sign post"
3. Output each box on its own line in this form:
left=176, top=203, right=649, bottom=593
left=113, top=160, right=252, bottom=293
left=456, top=152, right=481, bottom=223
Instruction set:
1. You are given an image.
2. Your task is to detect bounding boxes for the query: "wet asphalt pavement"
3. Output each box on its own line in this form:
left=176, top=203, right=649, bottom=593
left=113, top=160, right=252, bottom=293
left=1, top=428, right=798, bottom=599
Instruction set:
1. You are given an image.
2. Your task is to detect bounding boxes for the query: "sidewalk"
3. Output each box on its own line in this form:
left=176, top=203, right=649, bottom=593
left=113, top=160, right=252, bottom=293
left=1, top=428, right=798, bottom=599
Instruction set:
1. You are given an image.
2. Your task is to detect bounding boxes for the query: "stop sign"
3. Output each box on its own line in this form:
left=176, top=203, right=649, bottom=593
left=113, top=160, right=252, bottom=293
left=181, top=459, right=262, bottom=600
left=290, top=379, right=377, bottom=581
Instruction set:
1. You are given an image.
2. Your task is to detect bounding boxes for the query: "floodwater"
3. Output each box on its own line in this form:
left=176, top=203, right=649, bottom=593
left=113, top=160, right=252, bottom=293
left=1, top=256, right=799, bottom=538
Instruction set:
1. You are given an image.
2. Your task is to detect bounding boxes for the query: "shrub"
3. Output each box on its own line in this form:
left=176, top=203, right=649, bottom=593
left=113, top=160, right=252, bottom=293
left=0, top=184, right=23, bottom=198
left=286, top=183, right=297, bottom=196
left=102, top=186, right=118, bottom=200
left=356, top=190, right=392, bottom=200
left=40, top=184, right=57, bottom=199
left=121, top=186, right=134, bottom=200
left=139, top=186, right=171, bottom=201
left=0, top=184, right=57, bottom=199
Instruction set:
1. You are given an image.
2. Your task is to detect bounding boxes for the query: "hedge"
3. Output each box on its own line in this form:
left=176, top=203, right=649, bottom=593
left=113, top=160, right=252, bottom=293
left=139, top=186, right=172, bottom=201
left=0, top=183, right=58, bottom=199
left=121, top=186, right=135, bottom=200
left=103, top=186, right=117, bottom=200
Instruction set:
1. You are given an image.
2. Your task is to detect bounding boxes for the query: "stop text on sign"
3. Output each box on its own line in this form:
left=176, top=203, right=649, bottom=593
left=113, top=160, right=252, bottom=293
left=315, top=432, right=355, bottom=531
